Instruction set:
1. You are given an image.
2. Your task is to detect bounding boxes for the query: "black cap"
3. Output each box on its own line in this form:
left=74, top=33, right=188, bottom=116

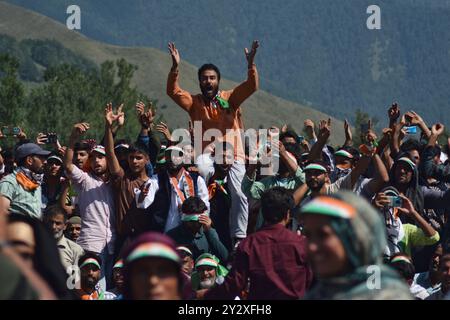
left=15, top=143, right=51, bottom=161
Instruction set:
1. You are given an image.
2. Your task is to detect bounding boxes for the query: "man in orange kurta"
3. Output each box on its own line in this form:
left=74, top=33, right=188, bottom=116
left=166, top=41, right=259, bottom=247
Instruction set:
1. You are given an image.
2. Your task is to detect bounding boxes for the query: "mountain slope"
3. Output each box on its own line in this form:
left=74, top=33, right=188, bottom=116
left=4, top=0, right=450, bottom=126
left=0, top=1, right=346, bottom=145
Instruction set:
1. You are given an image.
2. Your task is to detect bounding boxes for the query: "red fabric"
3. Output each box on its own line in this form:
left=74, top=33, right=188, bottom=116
left=205, top=224, right=313, bottom=300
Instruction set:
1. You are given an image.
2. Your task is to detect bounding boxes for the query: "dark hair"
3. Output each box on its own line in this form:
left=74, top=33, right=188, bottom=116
left=280, top=130, right=299, bottom=143
left=389, top=254, right=415, bottom=282
left=7, top=213, right=74, bottom=299
left=284, top=143, right=302, bottom=163
left=198, top=64, right=221, bottom=81
left=400, top=139, right=423, bottom=154
left=128, top=142, right=149, bottom=158
left=261, top=187, right=294, bottom=224
left=78, top=252, right=102, bottom=268
left=43, top=205, right=68, bottom=222
left=181, top=196, right=208, bottom=214
left=74, top=142, right=91, bottom=153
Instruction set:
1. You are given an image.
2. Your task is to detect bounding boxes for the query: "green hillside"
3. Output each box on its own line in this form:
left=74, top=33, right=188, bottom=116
left=0, top=1, right=346, bottom=145
left=5, top=0, right=450, bottom=126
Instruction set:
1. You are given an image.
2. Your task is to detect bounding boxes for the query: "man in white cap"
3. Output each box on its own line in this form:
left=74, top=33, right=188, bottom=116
left=0, top=142, right=51, bottom=219
left=63, top=122, right=116, bottom=291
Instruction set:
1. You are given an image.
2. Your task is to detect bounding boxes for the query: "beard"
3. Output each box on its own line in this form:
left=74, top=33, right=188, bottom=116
left=200, top=84, right=219, bottom=99
left=54, top=230, right=64, bottom=240
left=167, top=162, right=183, bottom=174
left=199, top=277, right=216, bottom=289
left=307, top=179, right=325, bottom=192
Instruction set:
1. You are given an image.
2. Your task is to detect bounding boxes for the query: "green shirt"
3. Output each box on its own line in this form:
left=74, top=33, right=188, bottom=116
left=0, top=172, right=42, bottom=219
left=399, top=224, right=440, bottom=257
left=241, top=167, right=305, bottom=200
left=242, top=167, right=305, bottom=230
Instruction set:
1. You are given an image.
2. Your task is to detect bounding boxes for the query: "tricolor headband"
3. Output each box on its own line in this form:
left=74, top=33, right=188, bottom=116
left=181, top=212, right=209, bottom=222
left=391, top=256, right=412, bottom=265
left=397, top=157, right=416, bottom=171
left=304, top=163, right=328, bottom=173
left=300, top=196, right=357, bottom=219
left=126, top=243, right=180, bottom=264
left=113, top=260, right=124, bottom=269
left=177, top=246, right=193, bottom=256
left=195, top=258, right=219, bottom=269
left=335, top=150, right=354, bottom=159
left=80, top=258, right=101, bottom=269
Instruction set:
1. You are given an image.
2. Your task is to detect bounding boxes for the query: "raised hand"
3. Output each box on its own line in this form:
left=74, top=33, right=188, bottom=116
left=404, top=110, right=424, bottom=126
left=155, top=122, right=172, bottom=141
left=136, top=101, right=154, bottom=129
left=344, top=119, right=352, bottom=141
left=105, top=102, right=124, bottom=127
left=388, top=103, right=400, bottom=122
left=168, top=42, right=180, bottom=69
left=431, top=123, right=445, bottom=136
left=117, top=104, right=125, bottom=127
left=198, top=214, right=212, bottom=232
left=244, top=40, right=259, bottom=67
left=304, top=119, right=315, bottom=139
left=373, top=192, right=390, bottom=210
left=71, top=123, right=90, bottom=139
left=36, top=133, right=47, bottom=145
left=318, top=118, right=331, bottom=141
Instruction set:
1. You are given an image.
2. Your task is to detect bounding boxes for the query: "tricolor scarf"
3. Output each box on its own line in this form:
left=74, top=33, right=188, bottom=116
left=169, top=168, right=196, bottom=203
left=208, top=91, right=230, bottom=120
left=207, top=176, right=229, bottom=200
left=16, top=167, right=43, bottom=191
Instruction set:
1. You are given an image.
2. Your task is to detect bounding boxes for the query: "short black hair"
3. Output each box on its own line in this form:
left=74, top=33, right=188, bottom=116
left=43, top=205, right=68, bottom=222
left=78, top=252, right=102, bottom=268
left=389, top=254, right=415, bottom=282
left=128, top=142, right=149, bottom=158
left=261, top=187, right=294, bottom=224
left=400, top=139, right=423, bottom=154
left=74, top=142, right=91, bottom=153
left=280, top=130, right=299, bottom=143
left=198, top=64, right=221, bottom=81
left=181, top=196, right=208, bottom=214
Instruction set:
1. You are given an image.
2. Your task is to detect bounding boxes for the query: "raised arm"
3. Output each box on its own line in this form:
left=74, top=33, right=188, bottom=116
left=308, top=119, right=331, bottom=161
left=228, top=40, right=260, bottom=109
left=421, top=123, right=450, bottom=182
left=64, top=123, right=90, bottom=175
left=104, top=103, right=124, bottom=177
left=136, top=102, right=161, bottom=164
left=166, top=42, right=193, bottom=112
left=343, top=119, right=353, bottom=147
left=365, top=154, right=389, bottom=194
left=405, top=110, right=431, bottom=139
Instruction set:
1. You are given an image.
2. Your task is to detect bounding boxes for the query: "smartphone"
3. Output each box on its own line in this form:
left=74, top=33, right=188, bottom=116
left=360, top=123, right=369, bottom=133
left=387, top=196, right=402, bottom=208
left=297, top=136, right=305, bottom=143
left=46, top=133, right=58, bottom=144
left=404, top=126, right=418, bottom=134
left=12, top=127, right=20, bottom=136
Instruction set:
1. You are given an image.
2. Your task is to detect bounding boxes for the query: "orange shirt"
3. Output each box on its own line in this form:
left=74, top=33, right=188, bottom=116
left=167, top=65, right=259, bottom=160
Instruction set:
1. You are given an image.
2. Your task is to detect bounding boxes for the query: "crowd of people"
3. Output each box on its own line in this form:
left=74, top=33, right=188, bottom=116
left=0, top=40, right=449, bottom=300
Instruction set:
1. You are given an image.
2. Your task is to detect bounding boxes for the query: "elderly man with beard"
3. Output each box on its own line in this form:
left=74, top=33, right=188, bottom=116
left=191, top=253, right=228, bottom=291
left=0, top=143, right=50, bottom=219
left=167, top=41, right=259, bottom=247
left=64, top=122, right=116, bottom=291
left=42, top=205, right=84, bottom=274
